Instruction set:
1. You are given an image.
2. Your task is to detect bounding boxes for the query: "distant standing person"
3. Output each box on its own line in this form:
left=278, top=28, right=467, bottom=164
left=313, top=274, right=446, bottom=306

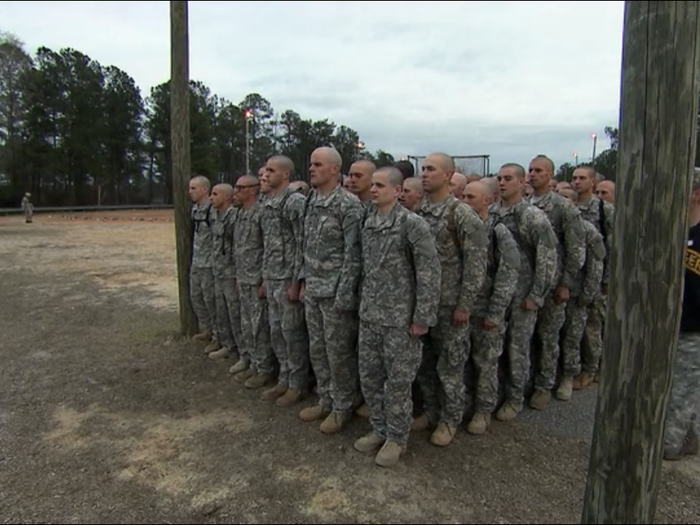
left=21, top=193, right=33, bottom=223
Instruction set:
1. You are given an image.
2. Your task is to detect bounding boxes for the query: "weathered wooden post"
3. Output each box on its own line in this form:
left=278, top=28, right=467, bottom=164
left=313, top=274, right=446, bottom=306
left=582, top=1, right=700, bottom=523
left=170, top=0, right=198, bottom=336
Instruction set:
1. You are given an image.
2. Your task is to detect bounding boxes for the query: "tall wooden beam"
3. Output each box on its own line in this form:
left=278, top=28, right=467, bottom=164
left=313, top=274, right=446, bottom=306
left=170, top=0, right=198, bottom=336
left=582, top=1, right=700, bottom=523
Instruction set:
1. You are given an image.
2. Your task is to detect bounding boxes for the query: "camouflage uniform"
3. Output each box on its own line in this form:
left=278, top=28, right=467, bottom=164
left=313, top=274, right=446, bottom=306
left=359, top=203, right=441, bottom=444
left=300, top=186, right=363, bottom=414
left=416, top=196, right=488, bottom=428
left=211, top=205, right=242, bottom=352
left=468, top=217, right=520, bottom=414
left=560, top=221, right=605, bottom=378
left=528, top=191, right=586, bottom=395
left=578, top=195, right=614, bottom=373
left=491, top=200, right=557, bottom=413
left=261, top=186, right=309, bottom=390
left=190, top=201, right=218, bottom=338
left=234, top=201, right=275, bottom=374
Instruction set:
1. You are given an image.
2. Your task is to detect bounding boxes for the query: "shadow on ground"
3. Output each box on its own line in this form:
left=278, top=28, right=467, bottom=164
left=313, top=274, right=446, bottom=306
left=1, top=255, right=699, bottom=523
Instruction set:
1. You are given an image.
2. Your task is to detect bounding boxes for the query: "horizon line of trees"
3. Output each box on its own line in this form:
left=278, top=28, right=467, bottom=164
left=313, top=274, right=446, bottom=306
left=0, top=30, right=398, bottom=208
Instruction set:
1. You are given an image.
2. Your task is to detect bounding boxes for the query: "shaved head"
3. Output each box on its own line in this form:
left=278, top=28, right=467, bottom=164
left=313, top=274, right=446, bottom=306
left=466, top=181, right=489, bottom=199
left=500, top=163, right=526, bottom=179
left=533, top=154, right=555, bottom=173
left=190, top=175, right=210, bottom=192
left=213, top=183, right=234, bottom=197
left=376, top=166, right=405, bottom=187
left=404, top=176, right=422, bottom=192
left=427, top=152, right=455, bottom=171
left=353, top=159, right=376, bottom=173
left=268, top=155, right=294, bottom=174
left=314, top=146, right=343, bottom=168
left=480, top=176, right=498, bottom=196
left=237, top=175, right=259, bottom=187
left=558, top=187, right=578, bottom=203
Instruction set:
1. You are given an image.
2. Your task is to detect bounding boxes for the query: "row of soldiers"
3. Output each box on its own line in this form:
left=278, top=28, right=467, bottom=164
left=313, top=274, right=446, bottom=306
left=186, top=149, right=614, bottom=467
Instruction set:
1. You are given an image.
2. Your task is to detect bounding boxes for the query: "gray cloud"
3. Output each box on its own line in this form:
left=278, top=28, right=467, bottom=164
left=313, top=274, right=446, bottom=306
left=1, top=0, right=624, bottom=172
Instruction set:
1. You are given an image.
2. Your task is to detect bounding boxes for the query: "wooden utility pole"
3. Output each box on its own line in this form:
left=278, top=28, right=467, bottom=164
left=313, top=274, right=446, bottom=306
left=170, top=0, right=198, bottom=336
left=582, top=1, right=700, bottom=523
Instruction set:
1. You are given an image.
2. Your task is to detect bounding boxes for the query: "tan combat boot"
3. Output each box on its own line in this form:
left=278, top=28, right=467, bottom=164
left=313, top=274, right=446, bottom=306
left=495, top=401, right=522, bottom=422
left=556, top=376, right=574, bottom=401
left=244, top=372, right=273, bottom=390
left=203, top=340, right=220, bottom=354
left=260, top=383, right=287, bottom=401
left=208, top=347, right=233, bottom=360
left=375, top=440, right=406, bottom=468
left=355, top=403, right=370, bottom=418
left=573, top=372, right=595, bottom=390
left=193, top=331, right=211, bottom=342
left=319, top=411, right=351, bottom=434
left=276, top=388, right=302, bottom=407
left=529, top=389, right=551, bottom=410
left=229, top=359, right=249, bottom=376
left=466, top=412, right=491, bottom=435
left=354, top=432, right=385, bottom=453
left=430, top=422, right=457, bottom=447
left=299, top=404, right=331, bottom=422
left=234, top=369, right=256, bottom=383
left=411, top=414, right=435, bottom=431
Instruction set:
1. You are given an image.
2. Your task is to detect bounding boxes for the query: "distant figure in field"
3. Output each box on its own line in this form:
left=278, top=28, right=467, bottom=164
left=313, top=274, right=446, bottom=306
left=21, top=193, right=33, bottom=223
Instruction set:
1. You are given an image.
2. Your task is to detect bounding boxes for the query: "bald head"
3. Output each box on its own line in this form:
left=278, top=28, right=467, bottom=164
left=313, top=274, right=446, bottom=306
left=375, top=166, right=404, bottom=188
left=596, top=180, right=615, bottom=204
left=451, top=172, right=467, bottom=200
left=213, top=183, right=234, bottom=198
left=480, top=176, right=499, bottom=200
left=190, top=175, right=210, bottom=192
left=463, top=181, right=491, bottom=217
left=268, top=155, right=294, bottom=174
left=426, top=152, right=455, bottom=172
left=314, top=146, right=343, bottom=168
left=401, top=176, right=423, bottom=211
left=558, top=187, right=578, bottom=204
left=237, top=175, right=258, bottom=187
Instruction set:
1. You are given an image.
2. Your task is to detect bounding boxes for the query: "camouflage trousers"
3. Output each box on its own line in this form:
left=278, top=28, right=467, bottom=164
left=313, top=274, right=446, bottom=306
left=214, top=276, right=242, bottom=352
left=266, top=279, right=309, bottom=390
left=504, top=298, right=538, bottom=406
left=561, top=299, right=589, bottom=377
left=359, top=321, right=421, bottom=445
left=581, top=293, right=606, bottom=374
left=468, top=317, right=506, bottom=413
left=534, top=294, right=566, bottom=391
left=305, top=296, right=358, bottom=414
left=664, top=332, right=700, bottom=452
left=190, top=268, right=217, bottom=339
left=417, top=307, right=470, bottom=427
left=238, top=282, right=275, bottom=374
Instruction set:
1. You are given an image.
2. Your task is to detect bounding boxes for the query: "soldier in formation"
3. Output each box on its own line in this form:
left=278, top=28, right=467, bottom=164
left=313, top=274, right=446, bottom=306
left=185, top=150, right=696, bottom=468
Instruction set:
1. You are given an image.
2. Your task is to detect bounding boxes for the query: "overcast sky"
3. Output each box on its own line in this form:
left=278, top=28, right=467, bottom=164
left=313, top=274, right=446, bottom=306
left=2, top=0, right=625, bottom=173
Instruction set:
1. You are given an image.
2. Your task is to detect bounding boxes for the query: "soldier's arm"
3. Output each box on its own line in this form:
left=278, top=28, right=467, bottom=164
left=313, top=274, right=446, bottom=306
left=527, top=210, right=558, bottom=307
left=560, top=200, right=587, bottom=289
left=288, top=193, right=306, bottom=282
left=260, top=208, right=270, bottom=277
left=486, top=224, right=520, bottom=325
left=602, top=202, right=615, bottom=287
left=581, top=232, right=605, bottom=305
left=334, top=199, right=363, bottom=311
left=408, top=216, right=441, bottom=327
left=457, top=209, right=488, bottom=313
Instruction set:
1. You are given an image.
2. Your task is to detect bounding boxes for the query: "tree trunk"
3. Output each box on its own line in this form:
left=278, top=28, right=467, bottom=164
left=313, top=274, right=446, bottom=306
left=582, top=1, right=700, bottom=523
left=170, top=0, right=198, bottom=336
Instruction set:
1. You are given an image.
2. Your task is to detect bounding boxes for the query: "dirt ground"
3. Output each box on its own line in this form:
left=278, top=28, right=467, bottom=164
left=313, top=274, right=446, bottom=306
left=1, top=210, right=700, bottom=524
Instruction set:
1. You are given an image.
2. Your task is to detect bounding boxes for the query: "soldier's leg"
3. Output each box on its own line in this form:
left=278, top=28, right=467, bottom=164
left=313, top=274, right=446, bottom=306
left=557, top=300, right=587, bottom=400
left=355, top=320, right=387, bottom=453
left=432, top=310, right=470, bottom=446
left=384, top=326, right=421, bottom=445
left=415, top=330, right=440, bottom=430
left=580, top=293, right=606, bottom=387
left=467, top=317, right=504, bottom=434
left=302, top=295, right=332, bottom=418
left=224, top=278, right=243, bottom=353
left=238, top=283, right=275, bottom=390
left=189, top=269, right=211, bottom=339
left=201, top=269, right=219, bottom=344
left=262, top=280, right=289, bottom=398
left=532, top=295, right=566, bottom=409
left=498, top=302, right=537, bottom=421
left=209, top=276, right=234, bottom=358
left=664, top=333, right=700, bottom=460
left=281, top=284, right=308, bottom=395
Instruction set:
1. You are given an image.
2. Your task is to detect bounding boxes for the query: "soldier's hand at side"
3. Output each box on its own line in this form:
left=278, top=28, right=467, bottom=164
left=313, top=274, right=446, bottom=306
left=257, top=281, right=266, bottom=299
left=483, top=319, right=497, bottom=331
left=287, top=281, right=300, bottom=302
left=451, top=309, right=470, bottom=326
left=555, top=286, right=570, bottom=304
left=409, top=323, right=428, bottom=337
left=522, top=298, right=538, bottom=311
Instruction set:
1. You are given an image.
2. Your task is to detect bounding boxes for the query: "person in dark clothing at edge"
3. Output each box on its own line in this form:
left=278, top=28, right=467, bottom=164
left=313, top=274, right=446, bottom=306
left=664, top=167, right=700, bottom=461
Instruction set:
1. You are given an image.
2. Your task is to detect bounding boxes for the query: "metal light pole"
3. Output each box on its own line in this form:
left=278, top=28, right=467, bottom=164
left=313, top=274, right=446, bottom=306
left=244, top=109, right=253, bottom=175
left=356, top=140, right=365, bottom=160
left=591, top=132, right=598, bottom=164
left=574, top=152, right=579, bottom=165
